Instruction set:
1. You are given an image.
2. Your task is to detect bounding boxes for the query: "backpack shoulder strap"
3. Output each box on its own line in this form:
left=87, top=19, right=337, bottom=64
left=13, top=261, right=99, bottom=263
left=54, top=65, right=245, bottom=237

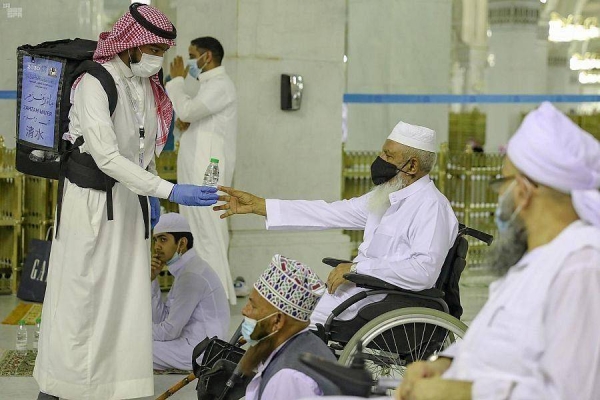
left=74, top=60, right=118, bottom=116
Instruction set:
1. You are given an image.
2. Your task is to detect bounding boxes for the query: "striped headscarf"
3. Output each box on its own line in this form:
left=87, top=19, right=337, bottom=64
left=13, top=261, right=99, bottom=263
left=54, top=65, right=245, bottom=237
left=92, top=3, right=176, bottom=155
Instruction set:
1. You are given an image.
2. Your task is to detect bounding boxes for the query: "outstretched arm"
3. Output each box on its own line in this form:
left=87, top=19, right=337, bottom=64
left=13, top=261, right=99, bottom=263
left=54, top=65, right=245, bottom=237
left=213, top=185, right=267, bottom=218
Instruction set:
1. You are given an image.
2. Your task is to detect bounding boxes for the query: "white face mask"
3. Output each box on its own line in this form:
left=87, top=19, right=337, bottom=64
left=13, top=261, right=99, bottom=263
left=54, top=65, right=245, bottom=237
left=129, top=47, right=163, bottom=78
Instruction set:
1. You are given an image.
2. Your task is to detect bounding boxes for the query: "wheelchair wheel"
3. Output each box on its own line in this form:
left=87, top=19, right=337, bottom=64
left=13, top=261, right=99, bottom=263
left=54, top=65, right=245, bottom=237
left=338, top=307, right=467, bottom=393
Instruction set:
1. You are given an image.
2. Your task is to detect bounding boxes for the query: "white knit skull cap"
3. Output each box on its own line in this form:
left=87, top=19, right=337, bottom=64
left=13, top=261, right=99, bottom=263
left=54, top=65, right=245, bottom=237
left=387, top=121, right=437, bottom=152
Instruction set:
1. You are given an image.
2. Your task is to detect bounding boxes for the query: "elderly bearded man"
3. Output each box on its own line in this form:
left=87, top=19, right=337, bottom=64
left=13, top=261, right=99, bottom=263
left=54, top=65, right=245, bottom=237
left=239, top=254, right=341, bottom=400
left=215, top=122, right=458, bottom=327
left=34, top=4, right=218, bottom=400
left=397, top=102, right=600, bottom=400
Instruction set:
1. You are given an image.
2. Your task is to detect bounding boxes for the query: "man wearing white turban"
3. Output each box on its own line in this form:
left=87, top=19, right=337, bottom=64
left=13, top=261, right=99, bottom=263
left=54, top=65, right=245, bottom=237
left=398, top=102, right=600, bottom=400
left=214, top=121, right=458, bottom=327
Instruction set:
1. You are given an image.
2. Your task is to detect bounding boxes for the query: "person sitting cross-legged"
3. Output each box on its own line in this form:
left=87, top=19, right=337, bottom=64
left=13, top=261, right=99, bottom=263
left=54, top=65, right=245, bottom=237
left=151, top=212, right=230, bottom=371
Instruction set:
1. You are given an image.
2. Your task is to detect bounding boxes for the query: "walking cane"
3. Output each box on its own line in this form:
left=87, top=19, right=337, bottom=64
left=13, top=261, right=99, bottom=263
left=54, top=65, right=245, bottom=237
left=155, top=371, right=196, bottom=400
left=155, top=323, right=244, bottom=400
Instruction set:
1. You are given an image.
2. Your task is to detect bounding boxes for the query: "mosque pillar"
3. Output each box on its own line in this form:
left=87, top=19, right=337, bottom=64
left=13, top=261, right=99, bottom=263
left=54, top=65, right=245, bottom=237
left=484, top=0, right=548, bottom=152
left=547, top=49, right=581, bottom=113
left=175, top=0, right=352, bottom=282
left=344, top=0, right=453, bottom=151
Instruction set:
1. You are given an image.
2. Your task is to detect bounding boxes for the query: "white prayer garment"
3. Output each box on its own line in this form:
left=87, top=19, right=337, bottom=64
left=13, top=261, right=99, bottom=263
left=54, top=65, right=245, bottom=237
left=166, top=66, right=238, bottom=303
left=34, top=56, right=174, bottom=400
left=265, top=175, right=458, bottom=326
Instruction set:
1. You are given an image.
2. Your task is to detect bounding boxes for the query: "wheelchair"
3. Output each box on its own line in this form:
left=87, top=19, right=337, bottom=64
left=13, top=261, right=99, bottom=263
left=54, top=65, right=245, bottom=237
left=186, top=224, right=492, bottom=399
left=314, top=224, right=493, bottom=388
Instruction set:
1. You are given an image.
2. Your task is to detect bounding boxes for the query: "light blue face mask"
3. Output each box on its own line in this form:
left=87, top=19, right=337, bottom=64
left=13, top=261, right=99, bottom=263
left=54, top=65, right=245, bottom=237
left=186, top=53, right=209, bottom=79
left=241, top=312, right=279, bottom=346
left=165, top=239, right=183, bottom=266
left=494, top=180, right=523, bottom=233
left=166, top=251, right=181, bottom=266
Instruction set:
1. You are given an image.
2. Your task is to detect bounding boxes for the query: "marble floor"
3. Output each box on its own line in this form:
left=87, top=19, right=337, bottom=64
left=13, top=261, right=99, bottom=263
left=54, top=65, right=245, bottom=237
left=0, top=271, right=492, bottom=400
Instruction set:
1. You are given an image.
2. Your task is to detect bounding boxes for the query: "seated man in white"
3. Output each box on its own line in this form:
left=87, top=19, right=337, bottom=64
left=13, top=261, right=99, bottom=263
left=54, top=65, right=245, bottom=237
left=151, top=213, right=230, bottom=370
left=397, top=103, right=600, bottom=400
left=215, top=122, right=459, bottom=327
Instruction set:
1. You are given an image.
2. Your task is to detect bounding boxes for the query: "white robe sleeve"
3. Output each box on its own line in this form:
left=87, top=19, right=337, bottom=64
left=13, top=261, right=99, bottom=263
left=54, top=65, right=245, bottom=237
left=74, top=74, right=174, bottom=199
left=166, top=76, right=234, bottom=123
left=151, top=279, right=167, bottom=324
left=471, top=247, right=600, bottom=400
left=152, top=270, right=206, bottom=341
left=265, top=195, right=369, bottom=231
left=355, top=198, right=457, bottom=290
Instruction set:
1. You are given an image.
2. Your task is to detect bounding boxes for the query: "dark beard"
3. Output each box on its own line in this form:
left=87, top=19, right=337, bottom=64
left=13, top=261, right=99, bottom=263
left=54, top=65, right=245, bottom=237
left=238, top=334, right=278, bottom=377
left=486, top=218, right=528, bottom=276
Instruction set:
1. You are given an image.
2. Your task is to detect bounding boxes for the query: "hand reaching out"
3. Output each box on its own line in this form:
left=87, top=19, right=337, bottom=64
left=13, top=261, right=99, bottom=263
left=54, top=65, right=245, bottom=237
left=213, top=186, right=267, bottom=219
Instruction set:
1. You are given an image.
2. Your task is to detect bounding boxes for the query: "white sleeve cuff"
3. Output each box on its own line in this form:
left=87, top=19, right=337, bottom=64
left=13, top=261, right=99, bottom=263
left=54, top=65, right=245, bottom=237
left=156, top=180, right=175, bottom=199
left=265, top=199, right=281, bottom=229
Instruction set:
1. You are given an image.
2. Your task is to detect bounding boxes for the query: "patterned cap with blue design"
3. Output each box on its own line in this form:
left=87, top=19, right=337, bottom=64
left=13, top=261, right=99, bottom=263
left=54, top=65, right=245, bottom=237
left=254, top=254, right=326, bottom=322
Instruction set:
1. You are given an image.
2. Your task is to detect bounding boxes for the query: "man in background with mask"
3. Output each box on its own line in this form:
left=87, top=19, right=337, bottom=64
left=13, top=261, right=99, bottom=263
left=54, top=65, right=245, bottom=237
left=398, top=102, right=600, bottom=400
left=166, top=36, right=239, bottom=304
left=215, top=122, right=458, bottom=327
left=151, top=213, right=230, bottom=371
left=34, top=5, right=219, bottom=400
left=239, top=254, right=340, bottom=400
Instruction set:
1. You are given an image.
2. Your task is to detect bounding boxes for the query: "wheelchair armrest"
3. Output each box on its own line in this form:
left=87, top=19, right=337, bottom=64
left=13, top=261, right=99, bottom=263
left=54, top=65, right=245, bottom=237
left=344, top=273, right=445, bottom=298
left=322, top=257, right=353, bottom=268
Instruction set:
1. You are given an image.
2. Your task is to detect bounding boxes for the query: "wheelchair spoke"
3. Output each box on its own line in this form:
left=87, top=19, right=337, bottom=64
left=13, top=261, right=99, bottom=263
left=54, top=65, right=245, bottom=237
left=417, top=322, right=428, bottom=360
left=401, top=324, right=415, bottom=363
left=413, top=323, right=417, bottom=360
left=418, top=324, right=438, bottom=360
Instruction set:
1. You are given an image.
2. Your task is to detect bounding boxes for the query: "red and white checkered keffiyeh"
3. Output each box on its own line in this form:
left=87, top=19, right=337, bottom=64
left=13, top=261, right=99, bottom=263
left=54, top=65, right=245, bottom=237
left=76, top=5, right=175, bottom=155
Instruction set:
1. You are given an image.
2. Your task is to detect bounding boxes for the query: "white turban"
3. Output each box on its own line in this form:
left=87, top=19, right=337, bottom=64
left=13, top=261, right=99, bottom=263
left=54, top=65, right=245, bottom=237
left=387, top=121, right=437, bottom=152
left=153, top=213, right=191, bottom=234
left=507, top=102, right=600, bottom=227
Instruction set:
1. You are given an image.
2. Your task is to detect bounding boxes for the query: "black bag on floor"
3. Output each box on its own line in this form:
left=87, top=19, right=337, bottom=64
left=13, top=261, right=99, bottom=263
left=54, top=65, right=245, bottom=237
left=17, top=230, right=52, bottom=303
left=15, top=38, right=117, bottom=179
left=193, top=337, right=251, bottom=400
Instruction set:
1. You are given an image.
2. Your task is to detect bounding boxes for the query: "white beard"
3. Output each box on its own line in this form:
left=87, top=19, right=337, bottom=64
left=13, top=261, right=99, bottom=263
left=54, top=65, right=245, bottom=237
left=367, top=175, right=407, bottom=215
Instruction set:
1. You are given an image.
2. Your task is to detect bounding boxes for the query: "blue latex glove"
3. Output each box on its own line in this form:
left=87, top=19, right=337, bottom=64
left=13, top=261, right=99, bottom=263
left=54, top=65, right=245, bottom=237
left=150, top=196, right=161, bottom=228
left=168, top=184, right=219, bottom=206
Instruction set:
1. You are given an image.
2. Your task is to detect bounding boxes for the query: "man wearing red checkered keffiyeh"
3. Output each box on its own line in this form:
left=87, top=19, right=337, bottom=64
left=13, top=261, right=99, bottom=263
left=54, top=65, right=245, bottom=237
left=93, top=4, right=175, bottom=153
left=33, top=4, right=219, bottom=400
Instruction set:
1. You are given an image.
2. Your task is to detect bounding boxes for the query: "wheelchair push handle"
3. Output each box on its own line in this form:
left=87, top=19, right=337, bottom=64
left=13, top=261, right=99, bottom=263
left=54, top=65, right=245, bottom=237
left=458, top=224, right=494, bottom=246
left=322, top=257, right=353, bottom=268
left=299, top=352, right=373, bottom=398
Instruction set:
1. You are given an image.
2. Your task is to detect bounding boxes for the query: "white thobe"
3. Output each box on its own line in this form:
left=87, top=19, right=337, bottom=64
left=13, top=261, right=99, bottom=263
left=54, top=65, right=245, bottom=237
left=166, top=66, right=237, bottom=304
left=34, top=57, right=174, bottom=400
left=151, top=250, right=230, bottom=370
left=442, top=220, right=600, bottom=399
left=245, top=329, right=323, bottom=400
left=265, top=175, right=458, bottom=325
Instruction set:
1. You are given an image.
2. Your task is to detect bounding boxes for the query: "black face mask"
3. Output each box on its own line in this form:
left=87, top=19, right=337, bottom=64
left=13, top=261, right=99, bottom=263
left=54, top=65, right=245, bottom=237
left=371, top=156, right=413, bottom=185
left=370, top=156, right=399, bottom=185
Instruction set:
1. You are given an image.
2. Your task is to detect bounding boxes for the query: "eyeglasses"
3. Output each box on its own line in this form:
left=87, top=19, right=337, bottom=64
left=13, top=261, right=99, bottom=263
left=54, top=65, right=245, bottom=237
left=489, top=174, right=538, bottom=193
